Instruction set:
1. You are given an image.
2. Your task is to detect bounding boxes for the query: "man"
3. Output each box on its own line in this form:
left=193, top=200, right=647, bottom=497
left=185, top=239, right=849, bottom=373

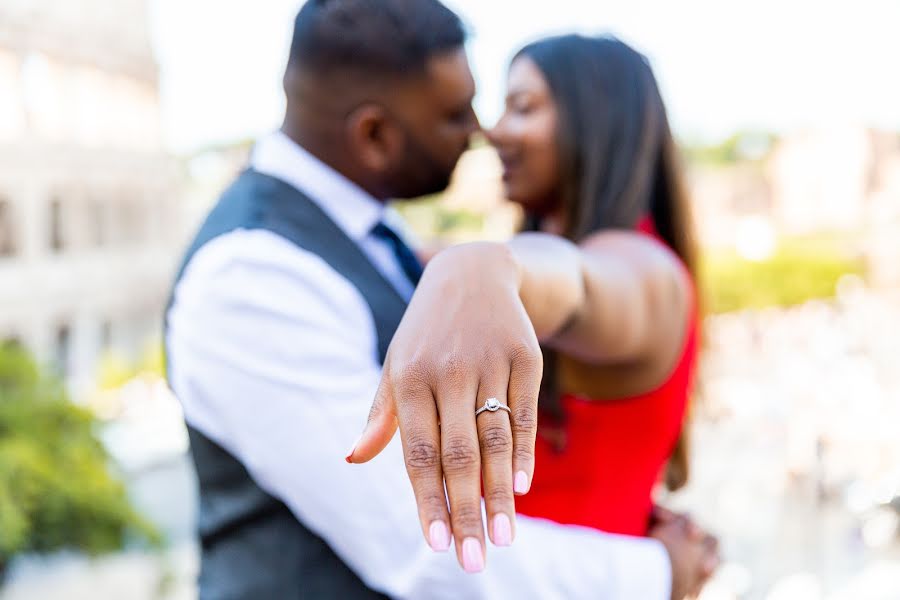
left=166, top=0, right=714, bottom=598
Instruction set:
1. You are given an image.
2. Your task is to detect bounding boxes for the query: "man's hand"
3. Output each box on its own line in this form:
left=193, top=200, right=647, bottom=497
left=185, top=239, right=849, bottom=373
left=649, top=508, right=720, bottom=599
left=346, top=242, right=542, bottom=573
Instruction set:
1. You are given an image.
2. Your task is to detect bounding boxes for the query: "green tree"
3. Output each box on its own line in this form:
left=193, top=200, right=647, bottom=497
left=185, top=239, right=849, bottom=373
left=682, top=131, right=776, bottom=166
left=702, top=237, right=864, bottom=313
left=0, top=343, right=160, bottom=582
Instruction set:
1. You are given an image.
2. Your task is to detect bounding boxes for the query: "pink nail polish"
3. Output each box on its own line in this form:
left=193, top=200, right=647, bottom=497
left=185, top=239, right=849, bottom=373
left=492, top=513, right=512, bottom=547
left=514, top=470, right=529, bottom=494
left=345, top=435, right=362, bottom=463
left=429, top=521, right=450, bottom=552
left=462, top=538, right=484, bottom=573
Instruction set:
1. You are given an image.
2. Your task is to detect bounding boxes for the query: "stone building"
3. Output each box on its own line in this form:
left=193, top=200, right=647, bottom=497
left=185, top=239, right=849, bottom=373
left=0, top=0, right=184, bottom=393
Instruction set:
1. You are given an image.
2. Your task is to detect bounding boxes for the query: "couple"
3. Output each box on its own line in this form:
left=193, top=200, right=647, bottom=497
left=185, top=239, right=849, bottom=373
left=165, top=0, right=717, bottom=598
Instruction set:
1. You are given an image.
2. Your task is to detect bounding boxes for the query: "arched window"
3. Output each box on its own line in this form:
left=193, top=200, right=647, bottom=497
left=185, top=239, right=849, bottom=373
left=54, top=323, right=70, bottom=377
left=49, top=196, right=64, bottom=252
left=0, top=196, right=16, bottom=257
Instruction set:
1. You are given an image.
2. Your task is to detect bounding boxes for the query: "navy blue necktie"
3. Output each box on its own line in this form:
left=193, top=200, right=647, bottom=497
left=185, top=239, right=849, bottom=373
left=371, top=222, right=424, bottom=286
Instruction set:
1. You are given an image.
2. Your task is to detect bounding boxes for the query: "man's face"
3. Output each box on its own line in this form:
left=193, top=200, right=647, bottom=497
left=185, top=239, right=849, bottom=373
left=384, top=48, right=479, bottom=199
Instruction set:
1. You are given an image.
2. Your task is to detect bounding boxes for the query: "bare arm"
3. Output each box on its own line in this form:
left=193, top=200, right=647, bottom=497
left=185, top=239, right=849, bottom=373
left=511, top=229, right=691, bottom=377
left=350, top=231, right=692, bottom=574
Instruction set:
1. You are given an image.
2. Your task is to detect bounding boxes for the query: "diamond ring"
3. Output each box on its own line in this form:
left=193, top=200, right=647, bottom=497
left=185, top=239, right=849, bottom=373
left=475, top=397, right=512, bottom=418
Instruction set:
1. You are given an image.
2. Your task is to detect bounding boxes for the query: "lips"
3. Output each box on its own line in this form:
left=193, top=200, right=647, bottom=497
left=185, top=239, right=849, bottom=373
left=498, top=153, right=521, bottom=183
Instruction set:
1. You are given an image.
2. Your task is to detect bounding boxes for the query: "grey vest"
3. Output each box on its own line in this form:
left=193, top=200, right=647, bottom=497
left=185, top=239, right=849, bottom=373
left=166, top=169, right=406, bottom=599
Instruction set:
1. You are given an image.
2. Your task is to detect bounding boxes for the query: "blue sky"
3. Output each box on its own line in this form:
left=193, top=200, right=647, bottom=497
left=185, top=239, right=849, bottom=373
left=149, top=0, right=900, bottom=154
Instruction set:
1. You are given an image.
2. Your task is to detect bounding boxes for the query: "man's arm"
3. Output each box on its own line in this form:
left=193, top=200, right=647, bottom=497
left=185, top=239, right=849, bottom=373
left=166, top=230, right=672, bottom=599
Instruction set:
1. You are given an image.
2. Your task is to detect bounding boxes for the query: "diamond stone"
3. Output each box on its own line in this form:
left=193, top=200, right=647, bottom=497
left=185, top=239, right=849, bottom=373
left=485, top=398, right=501, bottom=411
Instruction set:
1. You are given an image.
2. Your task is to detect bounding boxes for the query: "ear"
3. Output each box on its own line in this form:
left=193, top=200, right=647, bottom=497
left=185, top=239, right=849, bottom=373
left=346, top=103, right=403, bottom=173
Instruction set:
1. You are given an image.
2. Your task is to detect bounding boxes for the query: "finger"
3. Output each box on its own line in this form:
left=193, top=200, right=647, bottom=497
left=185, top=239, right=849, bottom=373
left=476, top=366, right=515, bottom=548
left=675, top=514, right=705, bottom=544
left=676, top=512, right=703, bottom=541
left=436, top=378, right=486, bottom=573
left=507, top=343, right=542, bottom=495
left=346, top=372, right=399, bottom=464
left=701, top=534, right=720, bottom=577
left=393, top=376, right=453, bottom=554
left=649, top=504, right=678, bottom=527
left=690, top=534, right=719, bottom=598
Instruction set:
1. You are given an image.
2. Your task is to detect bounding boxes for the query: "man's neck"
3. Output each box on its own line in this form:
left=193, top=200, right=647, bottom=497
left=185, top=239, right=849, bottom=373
left=280, top=121, right=388, bottom=203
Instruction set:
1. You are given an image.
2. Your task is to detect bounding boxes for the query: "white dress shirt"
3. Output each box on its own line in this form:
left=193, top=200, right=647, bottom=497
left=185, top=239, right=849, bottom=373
left=166, top=131, right=672, bottom=600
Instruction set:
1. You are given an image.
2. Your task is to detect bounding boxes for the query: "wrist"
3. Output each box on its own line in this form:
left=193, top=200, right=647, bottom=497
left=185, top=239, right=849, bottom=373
left=427, top=242, right=521, bottom=292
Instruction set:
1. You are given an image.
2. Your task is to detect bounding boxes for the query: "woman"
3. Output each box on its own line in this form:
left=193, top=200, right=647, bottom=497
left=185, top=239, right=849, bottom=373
left=351, top=35, right=714, bottom=591
left=487, top=34, right=699, bottom=536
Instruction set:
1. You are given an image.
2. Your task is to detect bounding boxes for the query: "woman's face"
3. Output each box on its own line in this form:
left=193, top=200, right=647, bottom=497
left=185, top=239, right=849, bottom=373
left=487, top=56, right=562, bottom=216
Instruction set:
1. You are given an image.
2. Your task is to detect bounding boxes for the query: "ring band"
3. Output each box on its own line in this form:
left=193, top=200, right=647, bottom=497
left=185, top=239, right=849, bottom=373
left=475, top=397, right=511, bottom=418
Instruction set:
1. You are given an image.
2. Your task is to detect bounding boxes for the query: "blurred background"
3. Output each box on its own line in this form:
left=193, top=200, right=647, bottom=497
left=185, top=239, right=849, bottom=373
left=1, top=0, right=898, bottom=598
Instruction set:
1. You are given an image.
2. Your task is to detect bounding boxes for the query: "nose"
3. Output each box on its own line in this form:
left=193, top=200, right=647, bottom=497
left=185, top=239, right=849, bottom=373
left=485, top=121, right=502, bottom=147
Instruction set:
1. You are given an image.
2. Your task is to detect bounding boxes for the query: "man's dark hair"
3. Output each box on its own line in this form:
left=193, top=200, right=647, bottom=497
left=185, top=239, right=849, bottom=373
left=288, top=0, right=466, bottom=79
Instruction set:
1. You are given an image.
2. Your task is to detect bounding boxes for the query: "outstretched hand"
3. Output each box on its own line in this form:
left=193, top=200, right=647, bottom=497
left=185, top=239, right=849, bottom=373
left=346, top=242, right=542, bottom=573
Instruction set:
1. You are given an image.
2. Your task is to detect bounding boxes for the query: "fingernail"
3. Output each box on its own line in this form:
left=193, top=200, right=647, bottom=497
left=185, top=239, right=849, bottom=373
left=462, top=538, right=484, bottom=573
left=428, top=521, right=450, bottom=552
left=345, top=435, right=362, bottom=463
left=514, top=470, right=529, bottom=494
left=703, top=555, right=719, bottom=573
left=492, top=513, right=512, bottom=547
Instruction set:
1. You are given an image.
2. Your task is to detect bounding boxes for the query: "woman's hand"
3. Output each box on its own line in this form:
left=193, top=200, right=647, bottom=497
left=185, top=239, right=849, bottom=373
left=347, top=242, right=542, bottom=573
left=649, top=507, right=720, bottom=599
left=347, top=228, right=690, bottom=573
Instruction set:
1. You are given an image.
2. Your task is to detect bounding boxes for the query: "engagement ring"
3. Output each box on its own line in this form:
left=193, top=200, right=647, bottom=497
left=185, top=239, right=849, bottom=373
left=475, top=397, right=511, bottom=417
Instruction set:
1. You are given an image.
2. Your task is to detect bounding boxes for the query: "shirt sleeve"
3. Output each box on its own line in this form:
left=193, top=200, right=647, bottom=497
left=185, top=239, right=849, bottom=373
left=166, top=229, right=672, bottom=600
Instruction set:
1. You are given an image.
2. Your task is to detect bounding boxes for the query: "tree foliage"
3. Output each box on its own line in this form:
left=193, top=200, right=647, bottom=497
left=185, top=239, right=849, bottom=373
left=0, top=343, right=160, bottom=572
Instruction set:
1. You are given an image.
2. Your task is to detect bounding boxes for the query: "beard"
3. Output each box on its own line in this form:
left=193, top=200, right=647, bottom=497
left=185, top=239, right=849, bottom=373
left=384, top=126, right=464, bottom=200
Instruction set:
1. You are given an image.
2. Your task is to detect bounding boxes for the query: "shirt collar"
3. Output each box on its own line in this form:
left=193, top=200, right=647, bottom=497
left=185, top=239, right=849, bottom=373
left=249, top=130, right=383, bottom=240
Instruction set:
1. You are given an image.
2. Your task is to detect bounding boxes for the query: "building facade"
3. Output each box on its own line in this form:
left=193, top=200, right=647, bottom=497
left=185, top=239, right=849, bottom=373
left=0, top=0, right=185, bottom=394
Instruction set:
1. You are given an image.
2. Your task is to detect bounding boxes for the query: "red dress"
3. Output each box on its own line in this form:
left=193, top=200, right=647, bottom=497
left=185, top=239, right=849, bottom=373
left=515, top=219, right=699, bottom=536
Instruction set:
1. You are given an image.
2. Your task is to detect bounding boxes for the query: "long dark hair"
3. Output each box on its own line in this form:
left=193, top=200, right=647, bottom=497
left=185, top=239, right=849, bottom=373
left=517, top=35, right=698, bottom=490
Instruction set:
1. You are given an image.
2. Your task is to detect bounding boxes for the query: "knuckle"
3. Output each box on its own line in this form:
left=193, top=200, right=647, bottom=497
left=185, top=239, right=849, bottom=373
left=513, top=443, right=535, bottom=463
left=478, top=345, right=505, bottom=372
left=450, top=503, right=483, bottom=529
left=483, top=485, right=513, bottom=507
left=439, top=352, right=468, bottom=385
left=509, top=340, right=542, bottom=370
left=512, top=404, right=538, bottom=435
left=478, top=424, right=512, bottom=455
left=392, top=361, right=430, bottom=390
left=418, top=491, right=449, bottom=514
left=441, top=435, right=479, bottom=473
left=405, top=437, right=441, bottom=472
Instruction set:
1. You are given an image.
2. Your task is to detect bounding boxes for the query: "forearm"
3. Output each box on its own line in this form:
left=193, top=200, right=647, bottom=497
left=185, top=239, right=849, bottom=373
left=505, top=233, right=637, bottom=363
left=506, top=232, right=587, bottom=342
left=506, top=231, right=689, bottom=365
left=424, top=236, right=585, bottom=342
